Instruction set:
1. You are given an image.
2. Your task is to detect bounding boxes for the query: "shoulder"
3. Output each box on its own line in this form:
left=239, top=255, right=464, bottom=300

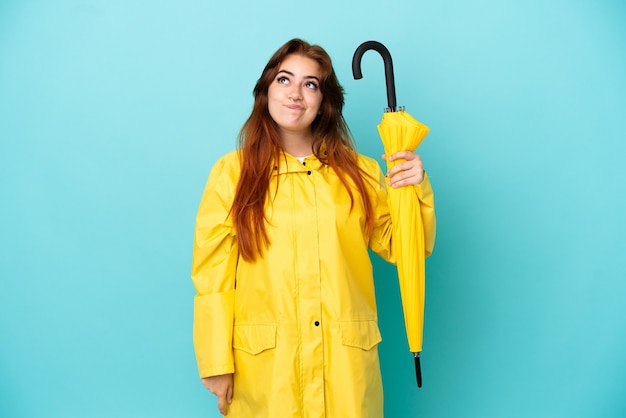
left=210, top=150, right=241, bottom=175
left=356, top=153, right=384, bottom=176
left=205, top=150, right=241, bottom=193
left=354, top=153, right=387, bottom=192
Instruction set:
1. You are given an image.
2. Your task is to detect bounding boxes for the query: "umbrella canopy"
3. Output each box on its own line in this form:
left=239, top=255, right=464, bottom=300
left=353, top=41, right=431, bottom=387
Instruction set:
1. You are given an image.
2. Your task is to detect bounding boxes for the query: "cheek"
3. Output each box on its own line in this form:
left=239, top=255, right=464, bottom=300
left=267, top=102, right=280, bottom=123
left=267, top=88, right=280, bottom=116
left=309, top=95, right=323, bottom=114
left=267, top=85, right=279, bottom=103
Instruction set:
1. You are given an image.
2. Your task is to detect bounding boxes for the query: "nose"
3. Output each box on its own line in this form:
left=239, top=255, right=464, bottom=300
left=288, top=85, right=303, bottom=101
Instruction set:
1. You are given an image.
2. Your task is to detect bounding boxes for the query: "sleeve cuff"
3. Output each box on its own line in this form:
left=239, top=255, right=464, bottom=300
left=193, top=290, right=235, bottom=377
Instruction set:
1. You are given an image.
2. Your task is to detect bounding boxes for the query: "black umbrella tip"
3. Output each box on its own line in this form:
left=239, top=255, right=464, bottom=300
left=415, top=353, right=422, bottom=388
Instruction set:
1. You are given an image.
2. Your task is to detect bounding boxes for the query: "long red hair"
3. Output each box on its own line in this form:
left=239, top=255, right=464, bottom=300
left=232, top=39, right=375, bottom=261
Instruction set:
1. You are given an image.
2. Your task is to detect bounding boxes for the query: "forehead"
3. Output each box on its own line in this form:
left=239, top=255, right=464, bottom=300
left=278, top=54, right=321, bottom=77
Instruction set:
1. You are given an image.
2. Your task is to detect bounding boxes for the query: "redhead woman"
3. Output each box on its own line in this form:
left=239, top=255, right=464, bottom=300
left=191, top=39, right=436, bottom=417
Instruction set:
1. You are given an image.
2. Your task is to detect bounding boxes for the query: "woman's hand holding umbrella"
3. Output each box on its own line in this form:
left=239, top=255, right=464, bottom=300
left=383, top=151, right=424, bottom=188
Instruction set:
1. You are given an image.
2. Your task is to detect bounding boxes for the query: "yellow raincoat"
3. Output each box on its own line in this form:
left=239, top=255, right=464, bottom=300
left=192, top=150, right=435, bottom=417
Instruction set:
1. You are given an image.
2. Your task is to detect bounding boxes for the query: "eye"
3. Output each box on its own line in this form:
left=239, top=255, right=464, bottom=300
left=277, top=76, right=289, bottom=85
left=305, top=81, right=319, bottom=90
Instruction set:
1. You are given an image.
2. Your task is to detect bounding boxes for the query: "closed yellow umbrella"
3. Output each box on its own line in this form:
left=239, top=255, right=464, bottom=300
left=353, top=41, right=431, bottom=387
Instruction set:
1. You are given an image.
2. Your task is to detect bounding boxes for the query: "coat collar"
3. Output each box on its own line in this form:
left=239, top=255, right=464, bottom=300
left=271, top=152, right=325, bottom=176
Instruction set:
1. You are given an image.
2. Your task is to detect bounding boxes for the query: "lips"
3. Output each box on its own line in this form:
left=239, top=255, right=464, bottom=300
left=286, top=104, right=303, bottom=110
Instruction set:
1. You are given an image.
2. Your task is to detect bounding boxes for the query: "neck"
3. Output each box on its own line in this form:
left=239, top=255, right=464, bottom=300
left=279, top=129, right=314, bottom=157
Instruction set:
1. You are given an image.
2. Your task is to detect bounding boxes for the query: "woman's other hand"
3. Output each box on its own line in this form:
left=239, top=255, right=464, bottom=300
left=201, top=374, right=234, bottom=415
left=383, top=151, right=424, bottom=187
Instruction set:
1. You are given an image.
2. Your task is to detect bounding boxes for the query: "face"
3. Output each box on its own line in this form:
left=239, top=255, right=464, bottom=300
left=267, top=54, right=323, bottom=138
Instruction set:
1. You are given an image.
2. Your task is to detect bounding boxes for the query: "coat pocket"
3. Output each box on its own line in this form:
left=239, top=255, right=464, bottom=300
left=232, top=323, right=277, bottom=355
left=340, top=320, right=382, bottom=350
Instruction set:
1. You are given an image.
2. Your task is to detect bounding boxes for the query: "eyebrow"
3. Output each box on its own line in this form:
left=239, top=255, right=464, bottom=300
left=277, top=69, right=320, bottom=81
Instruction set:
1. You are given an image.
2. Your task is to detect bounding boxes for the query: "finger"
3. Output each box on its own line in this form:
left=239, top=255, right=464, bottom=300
left=391, top=174, right=424, bottom=187
left=388, top=173, right=407, bottom=188
left=389, top=160, right=422, bottom=178
left=217, top=394, right=227, bottom=415
left=389, top=176, right=415, bottom=188
left=227, top=383, right=234, bottom=404
left=381, top=153, right=387, bottom=160
left=388, top=150, right=416, bottom=162
left=388, top=169, right=424, bottom=187
left=387, top=161, right=409, bottom=178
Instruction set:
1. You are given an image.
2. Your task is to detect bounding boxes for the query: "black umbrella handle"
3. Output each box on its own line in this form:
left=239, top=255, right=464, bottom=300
left=352, top=41, right=397, bottom=111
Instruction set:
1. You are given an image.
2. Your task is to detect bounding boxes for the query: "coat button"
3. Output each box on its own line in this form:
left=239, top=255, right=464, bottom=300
left=314, top=321, right=320, bottom=326
left=307, top=171, right=311, bottom=175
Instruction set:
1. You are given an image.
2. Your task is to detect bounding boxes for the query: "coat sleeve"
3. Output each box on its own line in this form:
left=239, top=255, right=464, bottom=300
left=368, top=167, right=437, bottom=262
left=368, top=166, right=396, bottom=263
left=415, top=172, right=436, bottom=257
left=191, top=155, right=239, bottom=378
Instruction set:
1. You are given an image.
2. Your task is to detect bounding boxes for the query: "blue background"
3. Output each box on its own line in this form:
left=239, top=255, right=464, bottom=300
left=1, top=1, right=625, bottom=417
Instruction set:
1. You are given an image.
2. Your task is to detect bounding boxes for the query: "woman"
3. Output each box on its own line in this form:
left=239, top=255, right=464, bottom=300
left=192, top=39, right=435, bottom=417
